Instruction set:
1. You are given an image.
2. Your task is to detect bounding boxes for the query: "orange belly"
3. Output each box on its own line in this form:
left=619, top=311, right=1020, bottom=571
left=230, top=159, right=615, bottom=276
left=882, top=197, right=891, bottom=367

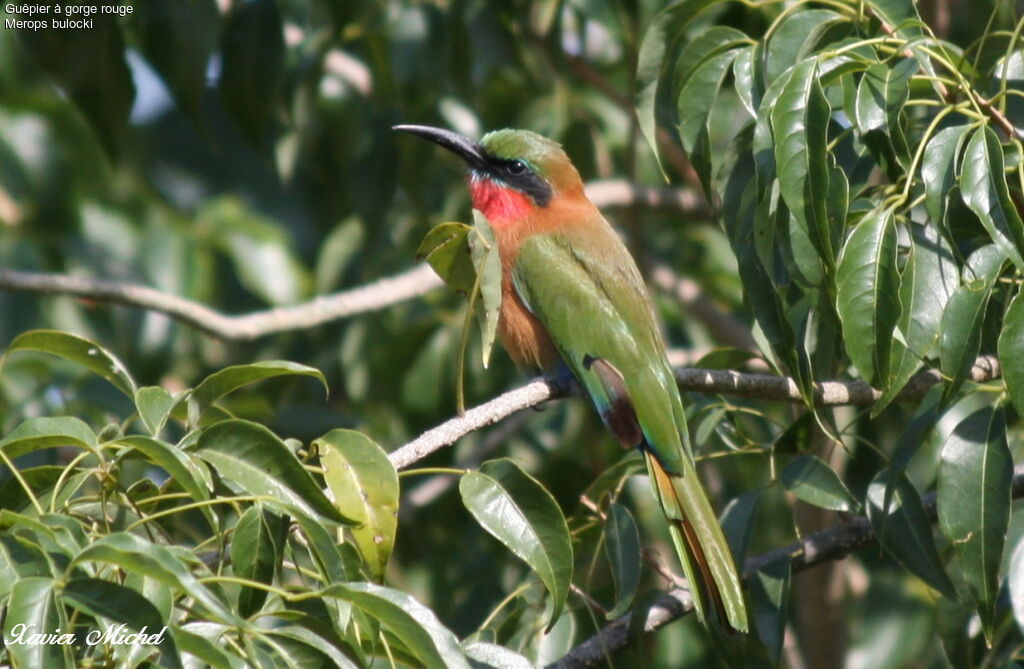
left=497, top=278, right=560, bottom=372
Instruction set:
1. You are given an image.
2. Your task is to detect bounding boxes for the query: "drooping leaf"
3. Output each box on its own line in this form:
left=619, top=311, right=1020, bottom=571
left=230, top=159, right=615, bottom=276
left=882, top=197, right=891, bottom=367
left=922, top=124, right=971, bottom=227
left=997, top=287, right=1024, bottom=417
left=853, top=58, right=917, bottom=163
left=677, top=49, right=740, bottom=196
left=765, top=9, right=848, bottom=83
left=232, top=504, right=287, bottom=617
left=2, top=577, right=74, bottom=668
left=781, top=455, right=857, bottom=512
left=720, top=488, right=762, bottom=567
left=459, top=458, right=572, bottom=631
left=835, top=208, right=901, bottom=385
left=135, top=0, right=219, bottom=128
left=960, top=126, right=1024, bottom=271
left=939, top=245, right=1006, bottom=400
left=116, top=436, right=214, bottom=528
left=323, top=582, right=471, bottom=669
left=938, top=405, right=1013, bottom=640
left=604, top=502, right=641, bottom=619
left=866, top=470, right=956, bottom=598
left=318, top=429, right=400, bottom=582
left=219, top=0, right=285, bottom=149
left=194, top=420, right=355, bottom=525
left=469, top=210, right=502, bottom=368
left=3, top=329, right=136, bottom=396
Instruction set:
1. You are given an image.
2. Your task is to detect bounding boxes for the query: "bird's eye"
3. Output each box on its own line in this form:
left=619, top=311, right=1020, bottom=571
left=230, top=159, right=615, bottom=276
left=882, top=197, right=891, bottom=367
left=507, top=160, right=528, bottom=175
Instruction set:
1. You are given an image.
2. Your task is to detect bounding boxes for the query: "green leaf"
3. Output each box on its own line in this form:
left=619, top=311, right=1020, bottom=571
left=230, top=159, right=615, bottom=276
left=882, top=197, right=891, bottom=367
left=997, top=288, right=1024, bottom=418
left=677, top=49, right=739, bottom=196
left=673, top=26, right=749, bottom=91
left=261, top=625, right=360, bottom=668
left=116, top=435, right=215, bottom=529
left=316, top=217, right=366, bottom=293
left=189, top=360, right=328, bottom=419
left=72, top=532, right=240, bottom=625
left=323, top=582, right=471, bottom=669
left=0, top=532, right=51, bottom=590
left=866, top=470, right=956, bottom=598
left=171, top=623, right=243, bottom=669
left=194, top=419, right=355, bottom=525
left=765, top=9, right=847, bottom=83
left=603, top=502, right=641, bottom=619
left=318, top=429, right=399, bottom=582
left=232, top=504, right=287, bottom=617
left=470, top=210, right=502, bottom=368
left=853, top=58, right=916, bottom=161
left=3, top=329, right=136, bottom=396
left=835, top=207, right=901, bottom=386
left=720, top=488, right=762, bottom=566
left=938, top=405, right=1013, bottom=640
left=135, top=0, right=219, bottom=128
left=460, top=458, right=573, bottom=631
left=0, top=416, right=96, bottom=459
left=772, top=57, right=835, bottom=271
left=781, top=455, right=857, bottom=512
left=3, top=577, right=74, bottom=668
left=960, top=126, right=1024, bottom=272
left=417, top=222, right=475, bottom=294
left=462, top=641, right=533, bottom=669
left=61, top=578, right=180, bottom=667
left=939, top=245, right=1006, bottom=400
left=219, top=0, right=284, bottom=149
left=922, top=124, right=971, bottom=226
left=750, top=558, right=790, bottom=666
left=18, top=13, right=134, bottom=158
left=635, top=0, right=727, bottom=174
left=135, top=386, right=177, bottom=437
left=878, top=223, right=959, bottom=411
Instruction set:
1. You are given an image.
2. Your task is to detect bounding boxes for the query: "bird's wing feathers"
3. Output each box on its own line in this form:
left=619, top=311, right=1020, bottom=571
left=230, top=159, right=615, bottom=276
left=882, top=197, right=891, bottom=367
left=512, top=224, right=749, bottom=633
left=511, top=226, right=688, bottom=473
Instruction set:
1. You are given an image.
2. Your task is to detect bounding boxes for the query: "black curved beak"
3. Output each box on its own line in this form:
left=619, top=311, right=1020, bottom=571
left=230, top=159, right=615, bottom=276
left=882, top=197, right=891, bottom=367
left=393, top=124, right=488, bottom=171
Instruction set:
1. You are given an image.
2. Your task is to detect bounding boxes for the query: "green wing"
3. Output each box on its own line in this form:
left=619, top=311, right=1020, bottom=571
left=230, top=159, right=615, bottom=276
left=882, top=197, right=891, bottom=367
left=512, top=224, right=749, bottom=633
left=511, top=225, right=689, bottom=473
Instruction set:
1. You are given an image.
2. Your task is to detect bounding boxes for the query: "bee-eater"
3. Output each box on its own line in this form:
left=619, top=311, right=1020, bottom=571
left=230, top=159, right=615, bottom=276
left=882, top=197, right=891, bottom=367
left=395, top=124, right=748, bottom=633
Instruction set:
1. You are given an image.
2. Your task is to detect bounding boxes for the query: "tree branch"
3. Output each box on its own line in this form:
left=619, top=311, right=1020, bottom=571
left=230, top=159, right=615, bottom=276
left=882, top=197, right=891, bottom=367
left=548, top=465, right=1024, bottom=669
left=0, top=181, right=703, bottom=341
left=389, top=355, right=1002, bottom=470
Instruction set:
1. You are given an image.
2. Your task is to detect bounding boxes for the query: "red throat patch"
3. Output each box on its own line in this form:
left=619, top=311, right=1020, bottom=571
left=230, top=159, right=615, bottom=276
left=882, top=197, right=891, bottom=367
left=468, top=176, right=533, bottom=225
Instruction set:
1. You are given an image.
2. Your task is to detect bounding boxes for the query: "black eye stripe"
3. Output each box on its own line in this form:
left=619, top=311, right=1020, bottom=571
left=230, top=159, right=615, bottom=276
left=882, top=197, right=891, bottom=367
left=483, top=156, right=553, bottom=207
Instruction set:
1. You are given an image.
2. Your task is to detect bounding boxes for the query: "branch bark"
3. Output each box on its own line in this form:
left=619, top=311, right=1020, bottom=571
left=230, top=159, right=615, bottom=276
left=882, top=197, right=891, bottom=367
left=548, top=465, right=1024, bottom=669
left=0, top=180, right=703, bottom=341
left=388, top=355, right=1002, bottom=470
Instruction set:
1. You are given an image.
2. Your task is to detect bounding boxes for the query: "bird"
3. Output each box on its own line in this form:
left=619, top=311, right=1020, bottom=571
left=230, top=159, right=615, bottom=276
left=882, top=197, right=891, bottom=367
left=394, top=124, right=748, bottom=633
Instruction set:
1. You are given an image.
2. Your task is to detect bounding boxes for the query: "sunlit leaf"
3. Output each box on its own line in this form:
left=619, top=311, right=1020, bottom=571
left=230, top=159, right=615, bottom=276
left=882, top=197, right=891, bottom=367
left=194, top=420, right=354, bottom=525
left=136, top=386, right=177, bottom=437
left=835, top=208, right=900, bottom=386
left=462, top=641, right=532, bottom=669
left=318, top=429, right=399, bottom=582
left=470, top=210, right=502, bottom=368
left=417, top=222, right=475, bottom=294
left=0, top=416, right=96, bottom=459
left=2, top=577, right=74, bottom=668
left=189, top=360, right=327, bottom=419
left=922, top=124, right=971, bottom=227
left=997, top=288, right=1024, bottom=417
left=460, top=459, right=572, bottom=631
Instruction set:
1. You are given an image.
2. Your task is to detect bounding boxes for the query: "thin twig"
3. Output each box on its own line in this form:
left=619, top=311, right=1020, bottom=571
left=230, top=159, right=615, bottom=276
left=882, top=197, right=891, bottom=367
left=548, top=465, right=1024, bottom=669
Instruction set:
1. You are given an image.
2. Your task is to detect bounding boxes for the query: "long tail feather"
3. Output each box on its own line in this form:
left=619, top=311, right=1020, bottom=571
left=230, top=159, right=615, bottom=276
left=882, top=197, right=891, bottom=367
left=645, top=450, right=748, bottom=633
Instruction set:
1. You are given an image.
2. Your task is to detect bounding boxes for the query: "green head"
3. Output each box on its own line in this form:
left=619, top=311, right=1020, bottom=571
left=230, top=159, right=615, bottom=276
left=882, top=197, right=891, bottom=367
left=393, top=125, right=583, bottom=211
